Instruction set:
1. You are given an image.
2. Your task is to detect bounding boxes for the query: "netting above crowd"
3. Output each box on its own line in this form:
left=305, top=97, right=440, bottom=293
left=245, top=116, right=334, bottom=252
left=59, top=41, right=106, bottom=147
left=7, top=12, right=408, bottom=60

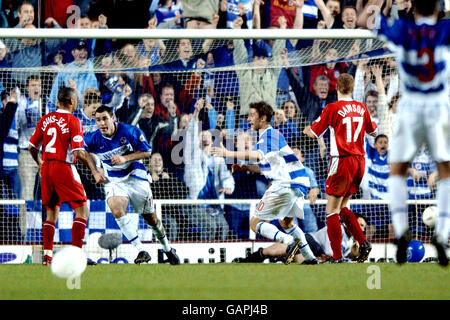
left=0, top=0, right=442, bottom=206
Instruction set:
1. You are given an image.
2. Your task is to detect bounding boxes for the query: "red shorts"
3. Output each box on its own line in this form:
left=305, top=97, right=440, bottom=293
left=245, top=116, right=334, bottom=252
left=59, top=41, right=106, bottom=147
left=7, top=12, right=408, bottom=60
left=40, top=161, right=87, bottom=210
left=325, top=155, right=365, bottom=197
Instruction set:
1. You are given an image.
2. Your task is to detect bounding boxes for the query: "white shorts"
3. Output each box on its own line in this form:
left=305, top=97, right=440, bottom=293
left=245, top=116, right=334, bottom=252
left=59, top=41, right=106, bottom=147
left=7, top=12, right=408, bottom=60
left=105, top=177, right=155, bottom=215
left=389, top=96, right=450, bottom=163
left=253, top=184, right=305, bottom=221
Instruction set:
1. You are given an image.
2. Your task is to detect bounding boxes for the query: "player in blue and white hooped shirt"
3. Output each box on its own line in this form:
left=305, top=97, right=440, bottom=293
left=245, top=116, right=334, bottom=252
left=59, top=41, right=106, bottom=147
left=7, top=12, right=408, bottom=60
left=358, top=0, right=449, bottom=265
left=84, top=105, right=180, bottom=265
left=407, top=146, right=437, bottom=200
left=211, top=101, right=318, bottom=265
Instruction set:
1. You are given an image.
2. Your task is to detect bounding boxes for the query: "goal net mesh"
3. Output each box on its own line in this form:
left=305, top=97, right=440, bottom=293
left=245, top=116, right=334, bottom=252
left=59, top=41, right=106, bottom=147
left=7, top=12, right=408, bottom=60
left=0, top=35, right=441, bottom=258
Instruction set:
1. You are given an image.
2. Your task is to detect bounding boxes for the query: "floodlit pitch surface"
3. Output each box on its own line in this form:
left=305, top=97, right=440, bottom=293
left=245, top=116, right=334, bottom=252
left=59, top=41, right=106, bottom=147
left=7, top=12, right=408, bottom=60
left=0, top=263, right=448, bottom=300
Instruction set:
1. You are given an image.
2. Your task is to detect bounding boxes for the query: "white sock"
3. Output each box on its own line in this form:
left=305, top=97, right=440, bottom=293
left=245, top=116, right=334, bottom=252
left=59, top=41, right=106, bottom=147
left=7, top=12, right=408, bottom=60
left=116, top=215, right=146, bottom=252
left=435, top=178, right=450, bottom=244
left=284, top=225, right=316, bottom=261
left=256, top=221, right=294, bottom=245
left=388, top=175, right=409, bottom=239
left=151, top=219, right=171, bottom=252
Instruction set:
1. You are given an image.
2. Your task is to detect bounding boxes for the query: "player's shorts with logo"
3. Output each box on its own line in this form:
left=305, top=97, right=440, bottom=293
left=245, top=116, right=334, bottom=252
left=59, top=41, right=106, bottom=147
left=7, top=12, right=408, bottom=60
left=253, top=184, right=305, bottom=221
left=326, top=155, right=365, bottom=197
left=389, top=97, right=450, bottom=163
left=105, top=176, right=155, bottom=214
left=40, top=160, right=87, bottom=209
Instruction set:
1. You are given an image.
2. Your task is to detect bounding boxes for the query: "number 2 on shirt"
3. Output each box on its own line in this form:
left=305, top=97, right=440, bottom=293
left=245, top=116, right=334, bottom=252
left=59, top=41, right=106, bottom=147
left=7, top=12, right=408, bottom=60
left=45, top=127, right=57, bottom=154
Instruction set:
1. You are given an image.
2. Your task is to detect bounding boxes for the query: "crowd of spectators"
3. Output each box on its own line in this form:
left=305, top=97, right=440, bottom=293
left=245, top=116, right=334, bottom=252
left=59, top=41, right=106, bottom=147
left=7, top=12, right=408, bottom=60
left=0, top=0, right=444, bottom=241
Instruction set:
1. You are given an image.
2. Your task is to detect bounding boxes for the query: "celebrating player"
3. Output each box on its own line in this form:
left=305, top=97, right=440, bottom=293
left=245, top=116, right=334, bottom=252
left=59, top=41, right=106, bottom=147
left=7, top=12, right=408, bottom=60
left=211, top=101, right=318, bottom=265
left=358, top=0, right=449, bottom=266
left=28, top=86, right=106, bottom=266
left=84, top=105, right=180, bottom=265
left=303, top=73, right=378, bottom=263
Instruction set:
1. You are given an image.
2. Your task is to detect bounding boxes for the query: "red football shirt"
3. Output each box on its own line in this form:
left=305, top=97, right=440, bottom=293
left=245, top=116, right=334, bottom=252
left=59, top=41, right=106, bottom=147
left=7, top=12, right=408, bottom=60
left=29, top=109, right=85, bottom=164
left=310, top=98, right=377, bottom=157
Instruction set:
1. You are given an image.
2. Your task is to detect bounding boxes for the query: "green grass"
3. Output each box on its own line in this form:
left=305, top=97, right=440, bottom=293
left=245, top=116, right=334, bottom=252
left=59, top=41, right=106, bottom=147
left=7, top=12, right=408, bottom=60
left=0, top=263, right=448, bottom=300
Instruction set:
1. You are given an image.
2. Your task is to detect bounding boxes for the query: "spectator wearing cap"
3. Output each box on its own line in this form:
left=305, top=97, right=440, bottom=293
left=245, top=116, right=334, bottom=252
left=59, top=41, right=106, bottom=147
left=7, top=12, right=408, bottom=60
left=62, top=14, right=113, bottom=64
left=232, top=15, right=285, bottom=115
left=48, top=40, right=99, bottom=110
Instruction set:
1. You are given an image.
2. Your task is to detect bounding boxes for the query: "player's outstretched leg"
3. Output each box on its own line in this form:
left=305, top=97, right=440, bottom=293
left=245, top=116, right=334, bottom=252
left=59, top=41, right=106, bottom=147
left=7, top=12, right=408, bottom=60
left=115, top=215, right=151, bottom=264
left=339, top=207, right=372, bottom=262
left=395, top=231, right=411, bottom=264
left=142, top=214, right=180, bottom=265
left=433, top=177, right=450, bottom=267
left=387, top=174, right=410, bottom=264
left=283, top=224, right=318, bottom=264
left=253, top=220, right=299, bottom=264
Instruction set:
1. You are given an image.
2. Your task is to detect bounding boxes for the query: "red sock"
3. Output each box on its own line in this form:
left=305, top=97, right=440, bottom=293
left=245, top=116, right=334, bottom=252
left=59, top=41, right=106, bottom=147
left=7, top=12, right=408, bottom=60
left=340, top=207, right=366, bottom=244
left=72, top=218, right=87, bottom=248
left=42, top=221, right=56, bottom=258
left=327, top=213, right=343, bottom=260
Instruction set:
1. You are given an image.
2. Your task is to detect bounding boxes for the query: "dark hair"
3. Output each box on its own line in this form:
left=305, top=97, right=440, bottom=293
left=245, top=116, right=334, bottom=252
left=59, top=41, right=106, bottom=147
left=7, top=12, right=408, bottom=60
left=161, top=82, right=174, bottom=92
left=355, top=213, right=368, bottom=226
left=57, top=86, right=77, bottom=105
left=26, top=74, right=40, bottom=87
left=18, top=1, right=33, bottom=13
left=342, top=5, right=356, bottom=14
left=84, top=89, right=102, bottom=106
left=95, top=105, right=114, bottom=116
left=281, top=99, right=299, bottom=116
left=375, top=134, right=388, bottom=144
left=414, top=0, right=438, bottom=16
left=249, top=101, right=274, bottom=123
left=365, top=90, right=378, bottom=99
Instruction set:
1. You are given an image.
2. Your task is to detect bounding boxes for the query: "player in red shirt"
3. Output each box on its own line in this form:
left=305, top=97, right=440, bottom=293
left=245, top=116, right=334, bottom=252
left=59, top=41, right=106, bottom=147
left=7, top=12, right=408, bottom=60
left=304, top=73, right=378, bottom=263
left=29, top=86, right=106, bottom=266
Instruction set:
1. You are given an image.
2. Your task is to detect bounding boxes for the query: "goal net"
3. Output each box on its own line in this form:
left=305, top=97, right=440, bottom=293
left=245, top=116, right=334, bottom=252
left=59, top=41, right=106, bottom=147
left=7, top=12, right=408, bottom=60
left=0, top=31, right=443, bottom=263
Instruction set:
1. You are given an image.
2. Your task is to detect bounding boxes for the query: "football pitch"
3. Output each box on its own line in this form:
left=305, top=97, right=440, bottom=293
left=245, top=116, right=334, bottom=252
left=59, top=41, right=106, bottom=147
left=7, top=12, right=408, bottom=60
left=0, top=263, right=448, bottom=300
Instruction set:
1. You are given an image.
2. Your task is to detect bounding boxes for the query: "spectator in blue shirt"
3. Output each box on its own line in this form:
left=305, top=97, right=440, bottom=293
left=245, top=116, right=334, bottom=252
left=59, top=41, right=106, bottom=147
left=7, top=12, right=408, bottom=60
left=48, top=40, right=99, bottom=110
left=272, top=108, right=300, bottom=146
left=293, top=147, right=320, bottom=233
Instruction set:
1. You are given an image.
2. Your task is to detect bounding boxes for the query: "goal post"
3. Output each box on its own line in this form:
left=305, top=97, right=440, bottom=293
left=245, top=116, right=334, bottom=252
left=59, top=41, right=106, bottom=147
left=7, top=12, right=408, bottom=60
left=0, top=28, right=443, bottom=263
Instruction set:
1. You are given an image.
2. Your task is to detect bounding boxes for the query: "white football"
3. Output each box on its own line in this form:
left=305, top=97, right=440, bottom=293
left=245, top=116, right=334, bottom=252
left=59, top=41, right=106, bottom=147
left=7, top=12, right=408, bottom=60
left=51, top=246, right=87, bottom=279
left=422, top=206, right=438, bottom=227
